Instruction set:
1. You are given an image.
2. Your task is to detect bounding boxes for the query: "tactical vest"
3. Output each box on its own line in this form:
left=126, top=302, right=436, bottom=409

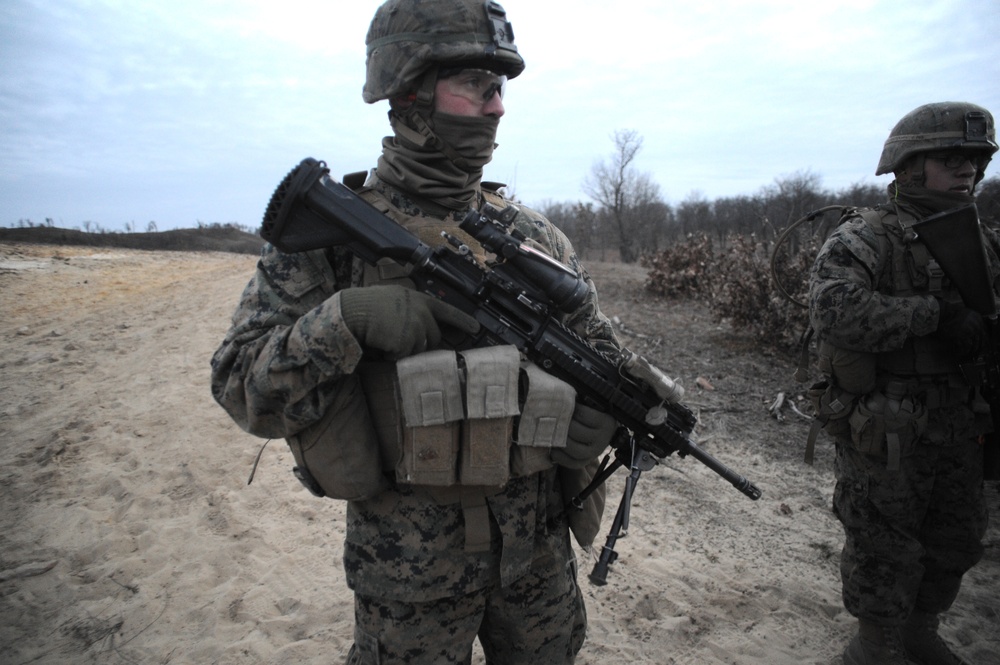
left=809, top=207, right=986, bottom=468
left=285, top=174, right=586, bottom=551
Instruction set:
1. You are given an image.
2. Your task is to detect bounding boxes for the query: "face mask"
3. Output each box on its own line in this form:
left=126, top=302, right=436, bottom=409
left=377, top=107, right=500, bottom=210
left=428, top=111, right=499, bottom=171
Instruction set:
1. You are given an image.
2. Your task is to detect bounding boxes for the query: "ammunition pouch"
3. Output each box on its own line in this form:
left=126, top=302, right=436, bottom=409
left=805, top=380, right=857, bottom=464
left=806, top=378, right=929, bottom=471
left=300, top=345, right=576, bottom=499
left=804, top=343, right=876, bottom=464
left=511, top=361, right=576, bottom=476
left=395, top=349, right=467, bottom=486
left=847, top=383, right=928, bottom=471
left=392, top=346, right=523, bottom=487
left=460, top=346, right=522, bottom=486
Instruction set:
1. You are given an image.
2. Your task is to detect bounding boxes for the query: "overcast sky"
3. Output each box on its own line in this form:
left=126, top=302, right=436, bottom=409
left=2, top=0, right=999, bottom=231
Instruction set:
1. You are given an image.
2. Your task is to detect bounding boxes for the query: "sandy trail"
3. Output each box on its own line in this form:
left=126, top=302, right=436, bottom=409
left=1, top=244, right=996, bottom=664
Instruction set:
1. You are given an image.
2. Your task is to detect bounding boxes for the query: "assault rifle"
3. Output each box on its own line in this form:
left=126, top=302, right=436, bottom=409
left=912, top=204, right=1000, bottom=480
left=260, top=158, right=763, bottom=583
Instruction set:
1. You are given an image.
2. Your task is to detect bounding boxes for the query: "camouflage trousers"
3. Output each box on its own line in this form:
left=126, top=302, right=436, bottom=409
left=833, top=435, right=987, bottom=624
left=345, top=544, right=587, bottom=664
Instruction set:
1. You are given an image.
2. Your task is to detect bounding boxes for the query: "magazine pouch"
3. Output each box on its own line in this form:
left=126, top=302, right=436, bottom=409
left=511, top=361, right=577, bottom=476
left=396, top=350, right=464, bottom=486
left=459, top=346, right=520, bottom=486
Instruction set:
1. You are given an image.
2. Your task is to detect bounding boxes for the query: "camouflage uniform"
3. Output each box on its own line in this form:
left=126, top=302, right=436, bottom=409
left=809, top=101, right=1000, bottom=665
left=809, top=191, right=998, bottom=624
left=211, top=2, right=629, bottom=660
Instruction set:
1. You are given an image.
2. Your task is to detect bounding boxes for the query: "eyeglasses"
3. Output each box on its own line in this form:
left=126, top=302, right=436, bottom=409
left=440, top=68, right=507, bottom=104
left=925, top=152, right=987, bottom=169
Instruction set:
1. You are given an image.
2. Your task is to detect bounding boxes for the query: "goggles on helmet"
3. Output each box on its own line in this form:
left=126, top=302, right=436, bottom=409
left=439, top=68, right=507, bottom=104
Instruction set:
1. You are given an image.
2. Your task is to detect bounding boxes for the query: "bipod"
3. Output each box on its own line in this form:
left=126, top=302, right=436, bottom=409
left=573, top=430, right=659, bottom=585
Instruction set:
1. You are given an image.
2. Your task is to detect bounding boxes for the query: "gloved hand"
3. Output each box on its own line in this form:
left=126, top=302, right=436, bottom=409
left=936, top=298, right=987, bottom=359
left=551, top=402, right=618, bottom=469
left=340, top=285, right=480, bottom=358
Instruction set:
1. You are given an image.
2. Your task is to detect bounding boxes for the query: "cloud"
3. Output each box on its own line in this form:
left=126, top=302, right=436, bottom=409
left=1, top=0, right=999, bottom=229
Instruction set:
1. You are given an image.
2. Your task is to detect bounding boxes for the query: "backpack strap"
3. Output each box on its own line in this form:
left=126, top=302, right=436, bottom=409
left=856, top=207, right=893, bottom=285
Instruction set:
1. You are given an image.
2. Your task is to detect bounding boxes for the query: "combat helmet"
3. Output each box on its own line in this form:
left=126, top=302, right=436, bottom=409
left=363, top=0, right=525, bottom=104
left=876, top=102, right=998, bottom=182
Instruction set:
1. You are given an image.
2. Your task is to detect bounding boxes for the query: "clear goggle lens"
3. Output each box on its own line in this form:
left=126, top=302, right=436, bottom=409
left=926, top=151, right=987, bottom=169
left=441, top=68, right=507, bottom=104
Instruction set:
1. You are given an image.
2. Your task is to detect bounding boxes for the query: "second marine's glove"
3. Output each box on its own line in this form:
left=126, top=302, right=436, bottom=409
left=936, top=298, right=987, bottom=360
left=340, top=285, right=480, bottom=358
left=551, top=402, right=618, bottom=469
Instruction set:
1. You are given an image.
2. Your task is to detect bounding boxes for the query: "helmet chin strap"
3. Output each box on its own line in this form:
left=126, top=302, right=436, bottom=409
left=896, top=154, right=927, bottom=188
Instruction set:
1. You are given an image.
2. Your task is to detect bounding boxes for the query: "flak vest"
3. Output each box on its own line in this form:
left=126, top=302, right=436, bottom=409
left=809, top=207, right=989, bottom=470
left=285, top=179, right=584, bottom=551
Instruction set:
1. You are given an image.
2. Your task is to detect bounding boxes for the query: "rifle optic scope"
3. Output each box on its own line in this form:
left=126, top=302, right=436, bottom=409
left=460, top=208, right=590, bottom=314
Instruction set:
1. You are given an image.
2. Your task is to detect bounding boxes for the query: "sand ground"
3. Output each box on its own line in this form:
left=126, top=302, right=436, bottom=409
left=1, top=243, right=997, bottom=664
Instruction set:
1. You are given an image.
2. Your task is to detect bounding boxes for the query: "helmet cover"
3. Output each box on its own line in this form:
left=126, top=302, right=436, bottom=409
left=876, top=101, right=997, bottom=177
left=363, top=0, right=525, bottom=104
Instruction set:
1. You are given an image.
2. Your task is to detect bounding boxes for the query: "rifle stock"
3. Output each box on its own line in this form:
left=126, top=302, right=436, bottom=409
left=913, top=204, right=1000, bottom=480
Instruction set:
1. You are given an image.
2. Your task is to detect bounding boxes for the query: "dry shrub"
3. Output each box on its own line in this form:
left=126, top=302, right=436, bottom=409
left=644, top=232, right=817, bottom=350
left=641, top=232, right=714, bottom=299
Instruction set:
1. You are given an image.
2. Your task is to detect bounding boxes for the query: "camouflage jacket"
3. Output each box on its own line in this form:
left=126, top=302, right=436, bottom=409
left=809, top=198, right=1000, bottom=437
left=210, top=175, right=620, bottom=601
left=809, top=204, right=939, bottom=354
left=810, top=199, right=1000, bottom=351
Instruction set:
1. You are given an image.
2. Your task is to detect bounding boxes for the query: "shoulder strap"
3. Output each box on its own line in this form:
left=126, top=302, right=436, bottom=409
left=858, top=207, right=942, bottom=296
left=855, top=207, right=897, bottom=291
left=481, top=187, right=508, bottom=210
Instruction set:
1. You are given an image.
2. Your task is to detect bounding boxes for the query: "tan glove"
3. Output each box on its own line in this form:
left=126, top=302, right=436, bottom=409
left=551, top=402, right=617, bottom=469
left=340, top=285, right=480, bottom=358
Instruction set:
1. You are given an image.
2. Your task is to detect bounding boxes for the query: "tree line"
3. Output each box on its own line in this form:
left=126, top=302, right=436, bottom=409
left=538, top=129, right=1000, bottom=264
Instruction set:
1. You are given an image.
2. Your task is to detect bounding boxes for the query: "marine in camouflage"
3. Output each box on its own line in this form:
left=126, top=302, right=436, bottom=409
left=210, top=0, right=624, bottom=660
left=809, top=166, right=999, bottom=626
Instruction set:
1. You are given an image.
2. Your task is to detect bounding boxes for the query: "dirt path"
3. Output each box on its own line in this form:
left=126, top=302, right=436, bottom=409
left=1, top=244, right=996, bottom=664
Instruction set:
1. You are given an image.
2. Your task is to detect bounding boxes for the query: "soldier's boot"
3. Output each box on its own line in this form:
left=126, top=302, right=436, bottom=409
left=843, top=620, right=917, bottom=665
left=900, top=611, right=970, bottom=665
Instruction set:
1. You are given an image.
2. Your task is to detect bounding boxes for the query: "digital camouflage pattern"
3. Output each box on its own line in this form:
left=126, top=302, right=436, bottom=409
left=210, top=175, right=620, bottom=605
left=213, top=1, right=614, bottom=660
left=833, top=436, right=987, bottom=622
left=347, top=543, right=586, bottom=664
left=363, top=0, right=524, bottom=103
left=810, top=214, right=939, bottom=353
left=809, top=197, right=1000, bottom=623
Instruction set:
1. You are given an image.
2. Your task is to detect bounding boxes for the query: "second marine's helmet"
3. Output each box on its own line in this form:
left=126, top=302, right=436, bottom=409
left=876, top=101, right=998, bottom=183
left=363, top=0, right=525, bottom=104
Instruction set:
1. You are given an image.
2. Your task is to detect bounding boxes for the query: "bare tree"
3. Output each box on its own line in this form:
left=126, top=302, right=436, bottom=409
left=583, top=129, right=666, bottom=262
